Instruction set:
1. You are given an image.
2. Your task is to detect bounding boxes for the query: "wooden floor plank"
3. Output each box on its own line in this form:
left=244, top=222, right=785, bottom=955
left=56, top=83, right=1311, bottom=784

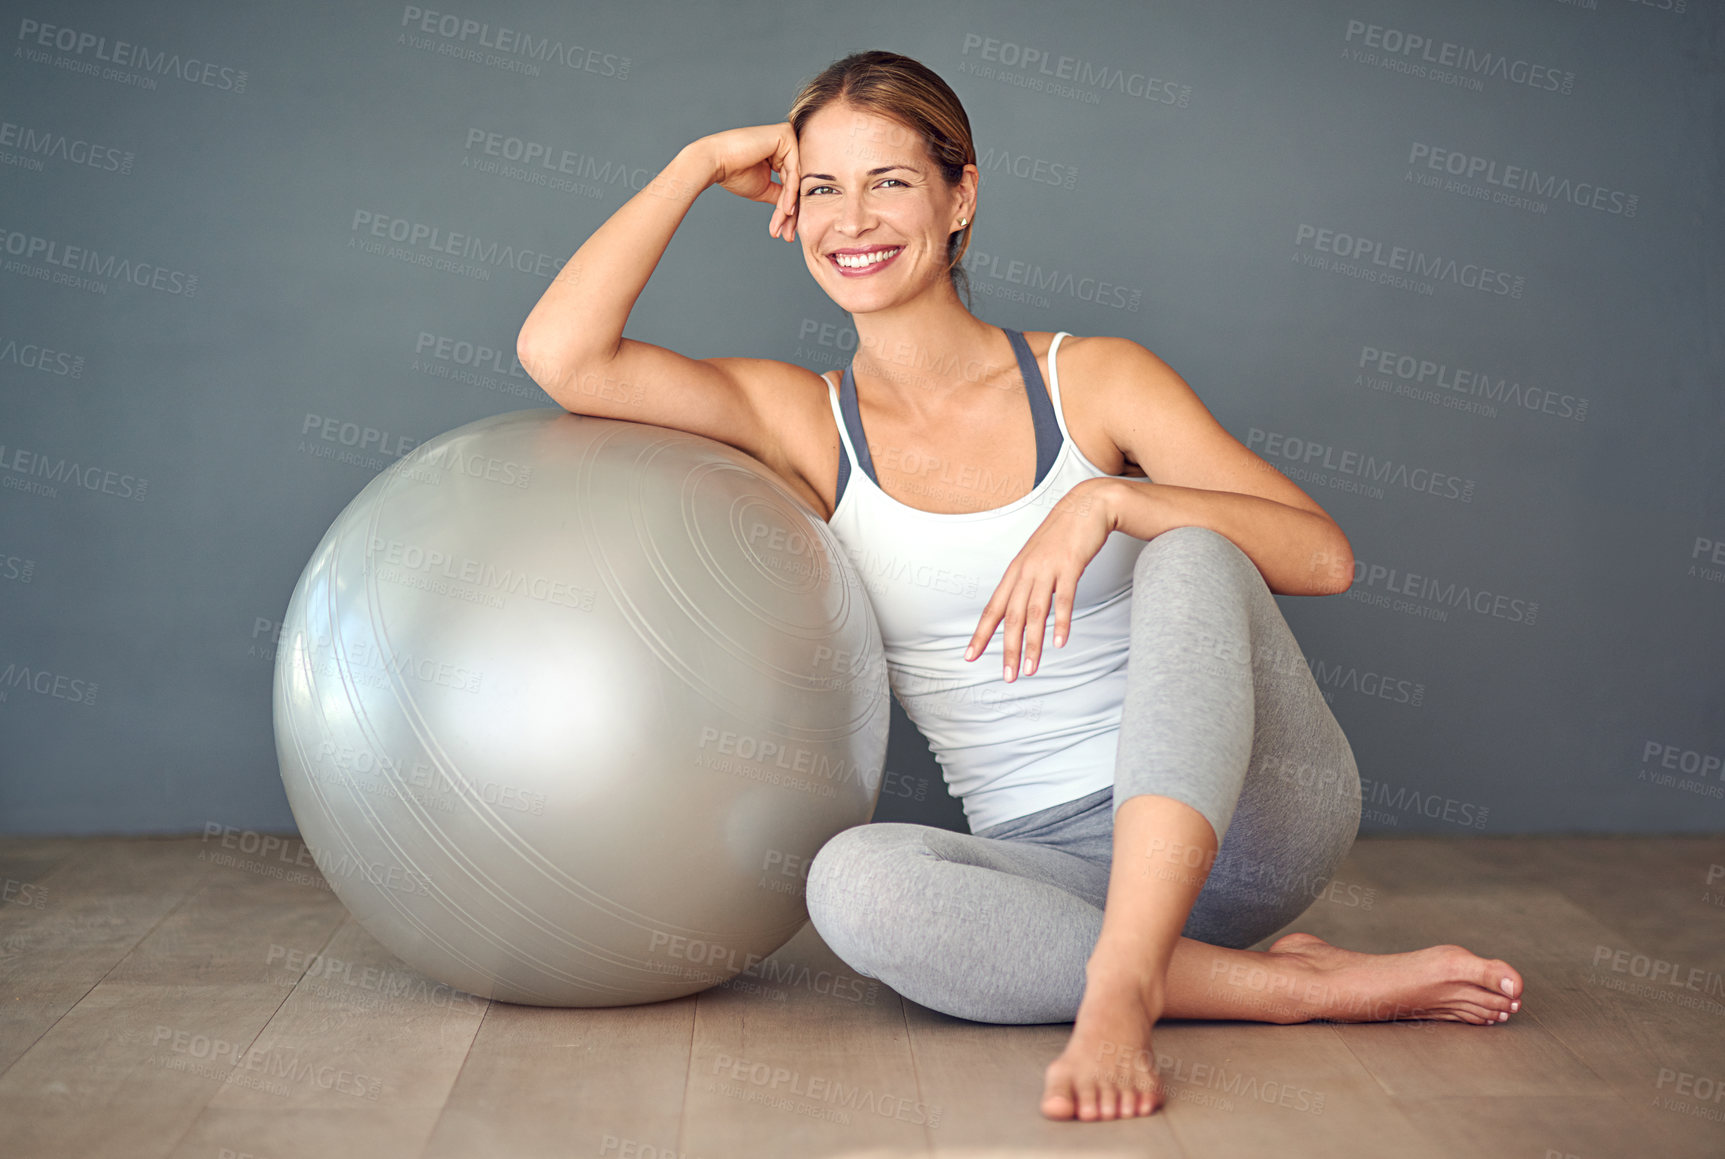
left=167, top=1107, right=438, bottom=1159
left=0, top=839, right=211, bottom=1076
left=1427, top=836, right=1725, bottom=964
left=108, top=852, right=349, bottom=987
left=420, top=999, right=697, bottom=1159
left=1151, top=1023, right=1454, bottom=1159
left=170, top=914, right=489, bottom=1159
left=678, top=920, right=934, bottom=1158
left=901, top=998, right=1182, bottom=1156
left=1395, top=1093, right=1724, bottom=1159
left=0, top=839, right=75, bottom=908
left=0, top=835, right=364, bottom=1159
left=0, top=981, right=297, bottom=1159
left=1282, top=848, right=1725, bottom=1154
left=0, top=834, right=1718, bottom=1157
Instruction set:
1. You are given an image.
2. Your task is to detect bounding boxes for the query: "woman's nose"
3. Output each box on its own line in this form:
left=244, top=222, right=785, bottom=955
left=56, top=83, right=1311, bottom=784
left=836, top=193, right=875, bottom=236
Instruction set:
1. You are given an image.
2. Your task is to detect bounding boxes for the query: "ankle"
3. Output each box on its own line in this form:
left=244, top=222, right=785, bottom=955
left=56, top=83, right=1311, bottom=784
left=1204, top=954, right=1324, bottom=1025
left=1083, top=958, right=1166, bottom=1015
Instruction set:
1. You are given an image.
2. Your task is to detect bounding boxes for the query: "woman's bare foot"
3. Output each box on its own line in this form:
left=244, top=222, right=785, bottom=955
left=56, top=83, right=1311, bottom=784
left=1040, top=964, right=1165, bottom=1121
left=1248, top=931, right=1524, bottom=1025
left=1041, top=933, right=1526, bottom=1122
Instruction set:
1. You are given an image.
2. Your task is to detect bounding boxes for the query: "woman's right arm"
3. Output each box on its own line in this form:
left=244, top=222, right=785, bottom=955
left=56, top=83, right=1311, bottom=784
left=515, top=127, right=812, bottom=466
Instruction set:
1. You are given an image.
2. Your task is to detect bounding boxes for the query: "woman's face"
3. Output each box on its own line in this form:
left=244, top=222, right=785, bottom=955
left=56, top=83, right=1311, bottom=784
left=793, top=102, right=974, bottom=312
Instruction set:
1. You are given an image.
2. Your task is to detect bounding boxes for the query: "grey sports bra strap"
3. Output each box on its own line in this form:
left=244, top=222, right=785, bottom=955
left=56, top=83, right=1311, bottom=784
left=836, top=364, right=873, bottom=500
left=1004, top=327, right=1063, bottom=486
left=835, top=327, right=1062, bottom=503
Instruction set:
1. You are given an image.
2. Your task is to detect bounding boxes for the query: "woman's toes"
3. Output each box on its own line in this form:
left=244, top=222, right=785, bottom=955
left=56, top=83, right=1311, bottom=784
left=1482, top=959, right=1521, bottom=998
left=1472, top=988, right=1515, bottom=1015
left=1269, top=931, right=1330, bottom=954
left=1041, top=1064, right=1078, bottom=1121
left=1040, top=1075, right=1076, bottom=1120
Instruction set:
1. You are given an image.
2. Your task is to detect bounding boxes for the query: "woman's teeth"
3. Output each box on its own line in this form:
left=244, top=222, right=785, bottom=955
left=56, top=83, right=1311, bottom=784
left=834, top=247, right=902, bottom=269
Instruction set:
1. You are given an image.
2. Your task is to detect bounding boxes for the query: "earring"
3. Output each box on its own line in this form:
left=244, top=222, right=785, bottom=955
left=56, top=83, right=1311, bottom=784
left=959, top=218, right=968, bottom=228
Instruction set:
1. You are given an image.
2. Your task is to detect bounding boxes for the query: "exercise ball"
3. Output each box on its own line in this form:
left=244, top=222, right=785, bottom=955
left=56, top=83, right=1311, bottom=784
left=272, top=408, right=889, bottom=1006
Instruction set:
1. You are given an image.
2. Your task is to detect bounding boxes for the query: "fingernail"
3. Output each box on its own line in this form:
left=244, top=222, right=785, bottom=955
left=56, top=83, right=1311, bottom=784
left=1498, top=1011, right=1508, bottom=1022
left=1500, top=978, right=1514, bottom=996
left=1054, top=633, right=1066, bottom=647
left=1510, top=1000, right=1519, bottom=1011
left=1004, top=665, right=1014, bottom=681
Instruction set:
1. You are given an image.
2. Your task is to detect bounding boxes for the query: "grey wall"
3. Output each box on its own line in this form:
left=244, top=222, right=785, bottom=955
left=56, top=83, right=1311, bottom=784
left=1, top=0, right=1720, bottom=836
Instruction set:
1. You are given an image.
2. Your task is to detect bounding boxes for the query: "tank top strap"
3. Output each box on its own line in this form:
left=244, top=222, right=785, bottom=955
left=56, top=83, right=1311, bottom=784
left=1042, top=330, right=1076, bottom=443
left=825, top=372, right=858, bottom=508
left=829, top=328, right=1071, bottom=506
left=1002, top=327, right=1063, bottom=486
left=834, top=364, right=877, bottom=500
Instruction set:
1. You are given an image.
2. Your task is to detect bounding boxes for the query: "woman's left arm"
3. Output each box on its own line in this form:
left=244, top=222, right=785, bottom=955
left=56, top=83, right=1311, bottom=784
left=1082, top=335, right=1355, bottom=598
left=965, top=336, right=1355, bottom=683
left=1096, top=478, right=1351, bottom=597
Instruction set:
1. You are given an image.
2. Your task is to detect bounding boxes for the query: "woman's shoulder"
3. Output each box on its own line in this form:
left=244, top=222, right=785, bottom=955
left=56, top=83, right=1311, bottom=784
left=1027, top=329, right=1158, bottom=365
left=1038, top=331, right=1188, bottom=400
left=1019, top=330, right=1172, bottom=394
left=693, top=355, right=844, bottom=516
left=1024, top=330, right=1161, bottom=478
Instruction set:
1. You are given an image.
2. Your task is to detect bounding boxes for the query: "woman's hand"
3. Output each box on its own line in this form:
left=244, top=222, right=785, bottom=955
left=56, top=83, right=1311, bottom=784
left=964, top=478, right=1118, bottom=682
left=690, top=122, right=802, bottom=242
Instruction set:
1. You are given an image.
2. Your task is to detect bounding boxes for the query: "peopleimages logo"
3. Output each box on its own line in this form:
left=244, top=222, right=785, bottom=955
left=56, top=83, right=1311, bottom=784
left=976, top=146, right=1079, bottom=191
left=1294, top=224, right=1525, bottom=298
left=957, top=32, right=1190, bottom=108
left=1246, top=427, right=1476, bottom=504
left=0, top=117, right=134, bottom=175
left=1406, top=143, right=1637, bottom=218
left=0, top=332, right=84, bottom=378
left=349, top=211, right=567, bottom=280
left=1347, top=558, right=1538, bottom=625
left=1356, top=345, right=1587, bottom=422
left=0, top=226, right=198, bottom=296
left=14, top=17, right=249, bottom=92
left=460, top=128, right=650, bottom=198
left=0, top=442, right=147, bottom=501
left=397, top=6, right=630, bottom=78
left=1341, top=19, right=1574, bottom=95
left=967, top=247, right=1143, bottom=311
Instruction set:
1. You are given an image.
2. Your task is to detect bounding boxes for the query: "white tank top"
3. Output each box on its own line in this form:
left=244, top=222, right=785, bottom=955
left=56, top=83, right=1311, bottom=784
left=821, top=328, right=1144, bottom=832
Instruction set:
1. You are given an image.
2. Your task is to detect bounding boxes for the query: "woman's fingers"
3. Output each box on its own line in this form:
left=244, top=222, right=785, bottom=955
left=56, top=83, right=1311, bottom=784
left=964, top=583, right=1008, bottom=665
left=1000, top=574, right=1036, bottom=682
left=1016, top=574, right=1058, bottom=679
left=772, top=126, right=799, bottom=239
left=1000, top=595, right=1024, bottom=681
left=967, top=568, right=1059, bottom=681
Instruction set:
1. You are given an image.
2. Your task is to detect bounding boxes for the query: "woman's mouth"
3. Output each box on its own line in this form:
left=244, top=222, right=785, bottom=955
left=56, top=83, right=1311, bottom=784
left=828, top=246, right=904, bottom=277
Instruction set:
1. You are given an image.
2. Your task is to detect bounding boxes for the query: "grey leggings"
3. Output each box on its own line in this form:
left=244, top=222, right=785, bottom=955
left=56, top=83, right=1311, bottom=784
left=804, top=525, right=1363, bottom=1024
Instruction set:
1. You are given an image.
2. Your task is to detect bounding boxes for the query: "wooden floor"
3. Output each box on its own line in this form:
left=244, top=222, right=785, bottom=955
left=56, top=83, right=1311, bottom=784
left=1, top=833, right=1721, bottom=1158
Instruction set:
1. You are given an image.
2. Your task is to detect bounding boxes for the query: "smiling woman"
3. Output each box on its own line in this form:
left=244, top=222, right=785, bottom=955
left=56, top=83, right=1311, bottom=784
left=515, top=48, right=1524, bottom=1126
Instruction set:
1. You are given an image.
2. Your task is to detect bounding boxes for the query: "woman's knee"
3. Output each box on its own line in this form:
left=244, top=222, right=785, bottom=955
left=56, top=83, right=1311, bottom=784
left=804, top=824, right=923, bottom=946
left=1134, top=525, right=1259, bottom=589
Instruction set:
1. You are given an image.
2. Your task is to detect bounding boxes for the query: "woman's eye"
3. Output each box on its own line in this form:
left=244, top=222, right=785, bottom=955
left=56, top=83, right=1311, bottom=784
left=802, top=180, right=905, bottom=196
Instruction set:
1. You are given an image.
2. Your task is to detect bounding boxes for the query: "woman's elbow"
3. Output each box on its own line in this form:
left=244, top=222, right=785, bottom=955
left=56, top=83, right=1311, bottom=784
left=1312, top=525, right=1354, bottom=595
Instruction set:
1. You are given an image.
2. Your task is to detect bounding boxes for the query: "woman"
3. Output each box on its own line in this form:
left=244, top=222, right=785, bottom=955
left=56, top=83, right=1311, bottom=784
left=517, top=49, right=1523, bottom=1123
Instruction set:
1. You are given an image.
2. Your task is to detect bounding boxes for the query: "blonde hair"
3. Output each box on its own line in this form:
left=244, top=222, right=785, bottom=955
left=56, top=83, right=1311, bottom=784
left=788, top=50, right=977, bottom=306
